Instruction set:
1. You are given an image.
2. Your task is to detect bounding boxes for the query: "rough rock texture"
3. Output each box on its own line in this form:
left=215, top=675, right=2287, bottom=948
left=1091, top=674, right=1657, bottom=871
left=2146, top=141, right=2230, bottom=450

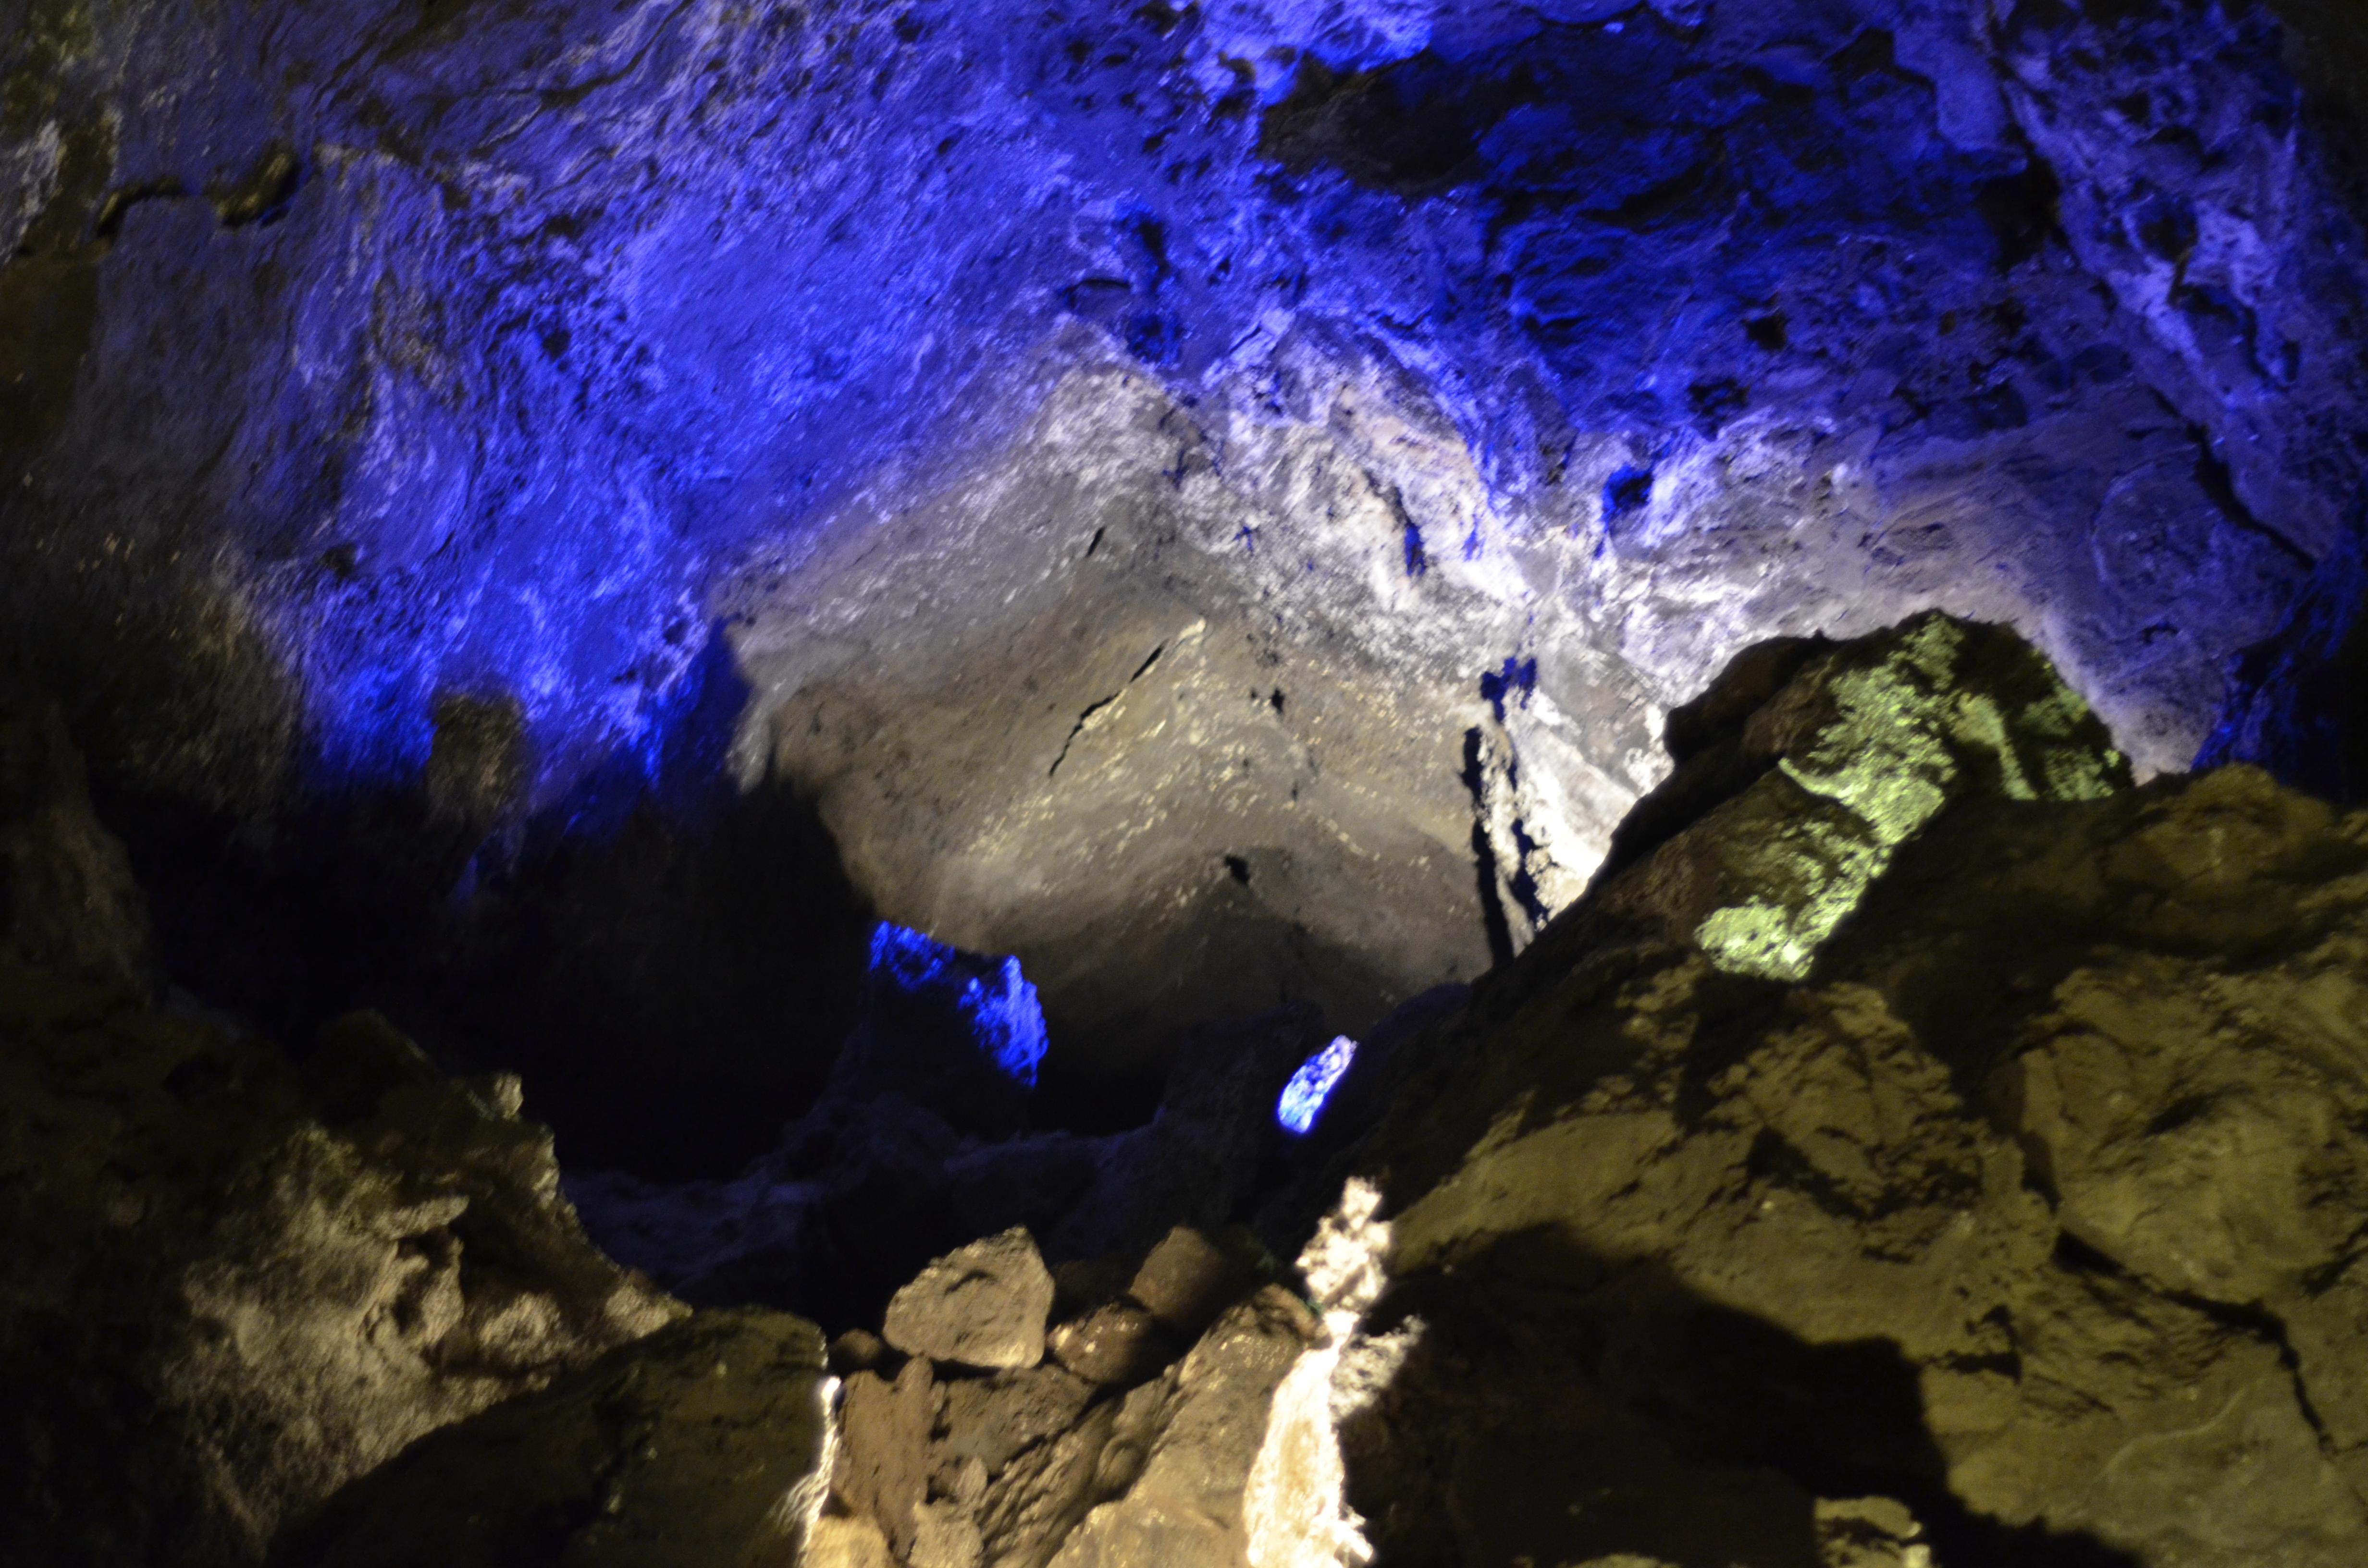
left=1584, top=612, right=2132, bottom=980
left=1042, top=1288, right=1318, bottom=1568
left=799, top=1220, right=1314, bottom=1568
left=1303, top=619, right=2368, bottom=1567
left=8, top=0, right=2368, bottom=1111
left=1047, top=1302, right=1177, bottom=1391
left=884, top=1230, right=1059, bottom=1372
left=1124, top=1226, right=1251, bottom=1338
left=275, top=1309, right=831, bottom=1568
left=567, top=994, right=1320, bottom=1332
left=839, top=1356, right=942, bottom=1564
left=0, top=715, right=682, bottom=1567
left=41, top=611, right=2368, bottom=1568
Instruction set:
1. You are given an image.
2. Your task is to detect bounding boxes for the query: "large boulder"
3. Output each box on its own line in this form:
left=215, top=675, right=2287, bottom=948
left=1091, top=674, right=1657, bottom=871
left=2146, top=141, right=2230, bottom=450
left=1311, top=616, right=2368, bottom=1567
left=884, top=1229, right=1059, bottom=1372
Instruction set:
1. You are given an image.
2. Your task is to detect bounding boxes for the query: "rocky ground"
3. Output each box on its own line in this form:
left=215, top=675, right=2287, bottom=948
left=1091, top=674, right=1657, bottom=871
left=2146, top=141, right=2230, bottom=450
left=11, top=613, right=2368, bottom=1566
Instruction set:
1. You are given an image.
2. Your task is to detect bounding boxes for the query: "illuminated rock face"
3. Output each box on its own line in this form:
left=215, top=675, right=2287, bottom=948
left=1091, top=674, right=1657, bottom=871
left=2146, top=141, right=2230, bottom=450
left=6, top=0, right=2368, bottom=1085
left=1335, top=714, right=2368, bottom=1568
left=26, top=615, right=2368, bottom=1568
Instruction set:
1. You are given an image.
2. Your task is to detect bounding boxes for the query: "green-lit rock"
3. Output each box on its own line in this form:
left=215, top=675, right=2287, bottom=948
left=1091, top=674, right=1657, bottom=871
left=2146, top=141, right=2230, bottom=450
left=1602, top=613, right=2132, bottom=982
left=1325, top=618, right=2368, bottom=1568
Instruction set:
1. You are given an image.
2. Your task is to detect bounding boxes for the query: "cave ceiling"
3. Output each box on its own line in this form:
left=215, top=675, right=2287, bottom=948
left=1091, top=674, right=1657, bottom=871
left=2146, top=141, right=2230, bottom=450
left=5, top=0, right=2368, bottom=1087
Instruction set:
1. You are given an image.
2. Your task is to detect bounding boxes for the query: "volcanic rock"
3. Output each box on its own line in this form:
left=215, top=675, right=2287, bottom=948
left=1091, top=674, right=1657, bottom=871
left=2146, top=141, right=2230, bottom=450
left=1123, top=1226, right=1248, bottom=1338
left=272, top=1309, right=831, bottom=1568
left=1305, top=618, right=2368, bottom=1567
left=1043, top=1287, right=1320, bottom=1568
left=836, top=1355, right=940, bottom=1564
left=15, top=0, right=2368, bottom=1140
left=807, top=1517, right=898, bottom=1568
left=938, top=1368, right=1098, bottom=1480
left=0, top=727, right=681, bottom=1568
left=884, top=1229, right=1059, bottom=1372
left=1046, top=1303, right=1176, bottom=1390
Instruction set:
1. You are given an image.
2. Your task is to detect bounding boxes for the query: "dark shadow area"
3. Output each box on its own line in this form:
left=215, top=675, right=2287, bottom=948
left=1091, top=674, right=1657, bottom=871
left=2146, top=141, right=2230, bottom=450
left=2199, top=515, right=2368, bottom=802
left=100, top=773, right=874, bottom=1180
left=1023, top=870, right=1417, bottom=1139
left=95, top=633, right=877, bottom=1181
left=573, top=1001, right=1327, bottom=1335
left=1349, top=1228, right=2145, bottom=1568
left=2263, top=0, right=2368, bottom=220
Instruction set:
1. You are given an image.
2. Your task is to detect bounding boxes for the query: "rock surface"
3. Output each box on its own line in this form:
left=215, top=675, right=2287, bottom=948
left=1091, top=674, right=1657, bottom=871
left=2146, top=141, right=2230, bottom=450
left=0, top=723, right=683, bottom=1567
left=9, top=0, right=2368, bottom=1115
left=30, top=612, right=2368, bottom=1568
left=884, top=1230, right=1060, bottom=1372
left=1303, top=620, right=2368, bottom=1567
left=274, top=1309, right=831, bottom=1568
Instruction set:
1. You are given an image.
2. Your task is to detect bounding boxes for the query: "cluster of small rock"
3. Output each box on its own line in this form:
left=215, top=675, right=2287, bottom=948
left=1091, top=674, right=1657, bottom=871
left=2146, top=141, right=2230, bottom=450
left=811, top=1224, right=1318, bottom=1568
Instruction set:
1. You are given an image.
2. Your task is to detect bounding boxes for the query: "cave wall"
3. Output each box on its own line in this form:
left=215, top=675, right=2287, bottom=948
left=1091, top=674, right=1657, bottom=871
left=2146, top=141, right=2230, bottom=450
left=6, top=0, right=2367, bottom=1086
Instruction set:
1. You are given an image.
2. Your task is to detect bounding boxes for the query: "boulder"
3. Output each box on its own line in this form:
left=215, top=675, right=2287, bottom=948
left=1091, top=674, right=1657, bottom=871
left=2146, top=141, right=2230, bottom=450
left=1045, top=1288, right=1320, bottom=1568
left=1047, top=1302, right=1177, bottom=1389
left=883, top=1229, right=1058, bottom=1372
left=1124, top=1226, right=1247, bottom=1338
left=835, top=1355, right=938, bottom=1563
left=938, top=1368, right=1098, bottom=1478
left=1317, top=618, right=2368, bottom=1567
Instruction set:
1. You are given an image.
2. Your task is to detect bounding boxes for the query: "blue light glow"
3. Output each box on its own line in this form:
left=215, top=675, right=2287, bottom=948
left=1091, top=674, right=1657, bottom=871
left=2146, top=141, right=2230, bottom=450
left=104, top=0, right=2315, bottom=826
left=867, top=922, right=1048, bottom=1087
left=966, top=956, right=1051, bottom=1088
left=1277, top=1034, right=1360, bottom=1136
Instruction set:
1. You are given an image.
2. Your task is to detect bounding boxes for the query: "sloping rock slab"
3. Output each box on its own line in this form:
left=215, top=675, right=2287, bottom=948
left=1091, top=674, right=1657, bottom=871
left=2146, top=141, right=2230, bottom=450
left=274, top=1309, right=829, bottom=1568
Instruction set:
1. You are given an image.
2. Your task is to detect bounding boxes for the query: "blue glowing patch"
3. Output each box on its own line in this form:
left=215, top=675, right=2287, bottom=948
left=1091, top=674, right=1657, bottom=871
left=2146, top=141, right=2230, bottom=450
left=868, top=922, right=1048, bottom=1087
left=1277, top=1034, right=1360, bottom=1136
left=868, top=920, right=959, bottom=989
left=965, top=956, right=1050, bottom=1087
